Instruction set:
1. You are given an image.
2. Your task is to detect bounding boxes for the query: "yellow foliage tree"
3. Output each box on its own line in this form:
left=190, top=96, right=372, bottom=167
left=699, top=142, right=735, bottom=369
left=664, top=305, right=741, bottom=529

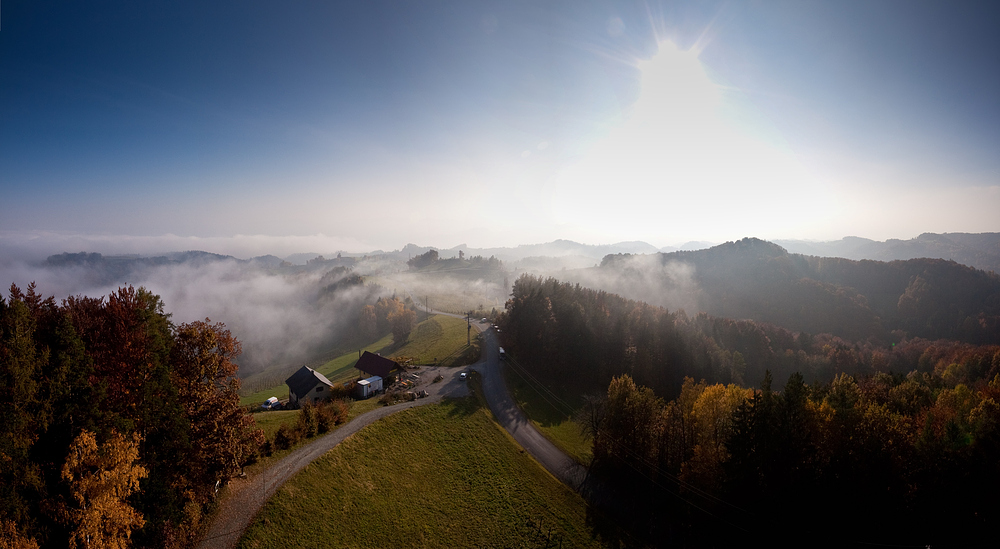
left=681, top=384, right=751, bottom=490
left=60, top=430, right=147, bottom=549
left=0, top=520, right=39, bottom=549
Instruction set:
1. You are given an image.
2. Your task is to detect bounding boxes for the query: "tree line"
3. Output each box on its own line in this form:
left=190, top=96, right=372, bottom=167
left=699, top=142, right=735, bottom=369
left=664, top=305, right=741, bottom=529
left=588, top=365, right=1000, bottom=547
left=1, top=283, right=264, bottom=549
left=499, top=274, right=1000, bottom=546
left=499, top=274, right=1000, bottom=399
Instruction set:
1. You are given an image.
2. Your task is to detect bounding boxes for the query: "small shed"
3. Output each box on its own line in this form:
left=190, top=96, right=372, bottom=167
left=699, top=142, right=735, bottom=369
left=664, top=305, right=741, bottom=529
left=285, top=365, right=334, bottom=409
left=356, top=375, right=383, bottom=399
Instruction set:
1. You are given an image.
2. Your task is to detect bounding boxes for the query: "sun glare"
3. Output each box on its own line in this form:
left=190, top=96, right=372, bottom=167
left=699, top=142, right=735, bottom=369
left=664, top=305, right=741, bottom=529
left=633, top=41, right=721, bottom=130
left=552, top=41, right=833, bottom=243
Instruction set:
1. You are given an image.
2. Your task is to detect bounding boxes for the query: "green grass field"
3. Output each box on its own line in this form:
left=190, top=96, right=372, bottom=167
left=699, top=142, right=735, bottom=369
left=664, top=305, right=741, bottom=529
left=502, top=362, right=593, bottom=466
left=240, top=314, right=476, bottom=407
left=236, top=395, right=601, bottom=549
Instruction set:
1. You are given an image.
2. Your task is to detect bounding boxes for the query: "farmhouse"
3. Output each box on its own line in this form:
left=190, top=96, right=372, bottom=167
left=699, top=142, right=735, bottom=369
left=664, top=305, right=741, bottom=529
left=355, top=351, right=401, bottom=379
left=285, top=365, right=334, bottom=408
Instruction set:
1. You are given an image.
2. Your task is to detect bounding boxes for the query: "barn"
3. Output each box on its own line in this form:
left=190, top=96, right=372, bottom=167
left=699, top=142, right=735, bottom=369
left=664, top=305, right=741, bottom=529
left=354, top=351, right=401, bottom=380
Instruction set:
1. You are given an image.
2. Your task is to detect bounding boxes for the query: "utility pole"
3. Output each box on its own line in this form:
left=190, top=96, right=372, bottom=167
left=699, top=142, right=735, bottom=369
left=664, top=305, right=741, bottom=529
left=466, top=312, right=471, bottom=345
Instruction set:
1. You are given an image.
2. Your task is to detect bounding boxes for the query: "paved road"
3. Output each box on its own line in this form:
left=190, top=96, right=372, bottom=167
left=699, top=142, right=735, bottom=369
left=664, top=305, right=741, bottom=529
left=419, top=308, right=589, bottom=490
left=195, top=366, right=469, bottom=549
left=471, top=327, right=589, bottom=489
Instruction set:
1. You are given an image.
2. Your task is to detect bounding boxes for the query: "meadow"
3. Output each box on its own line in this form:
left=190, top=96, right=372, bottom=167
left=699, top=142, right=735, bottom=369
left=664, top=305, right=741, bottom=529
left=236, top=392, right=602, bottom=549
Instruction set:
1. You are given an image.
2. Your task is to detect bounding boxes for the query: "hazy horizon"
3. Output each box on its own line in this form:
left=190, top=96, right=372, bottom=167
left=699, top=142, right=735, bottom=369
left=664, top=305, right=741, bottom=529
left=2, top=229, right=991, bottom=264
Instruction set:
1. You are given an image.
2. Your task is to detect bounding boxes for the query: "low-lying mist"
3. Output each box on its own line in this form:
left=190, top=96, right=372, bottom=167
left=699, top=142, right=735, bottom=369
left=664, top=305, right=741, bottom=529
left=1, top=255, right=383, bottom=375
left=547, top=254, right=702, bottom=315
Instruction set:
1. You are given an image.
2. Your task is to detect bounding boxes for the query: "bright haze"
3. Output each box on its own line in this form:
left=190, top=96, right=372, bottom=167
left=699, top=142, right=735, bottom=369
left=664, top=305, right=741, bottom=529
left=2, top=0, right=999, bottom=257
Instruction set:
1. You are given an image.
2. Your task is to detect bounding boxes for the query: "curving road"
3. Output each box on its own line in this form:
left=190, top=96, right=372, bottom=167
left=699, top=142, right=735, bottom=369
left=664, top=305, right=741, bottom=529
left=471, top=327, right=588, bottom=489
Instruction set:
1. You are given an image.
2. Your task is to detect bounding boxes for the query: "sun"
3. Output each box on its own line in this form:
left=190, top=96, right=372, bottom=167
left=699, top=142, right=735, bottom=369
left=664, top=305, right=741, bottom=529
left=550, top=40, right=834, bottom=243
left=632, top=41, right=722, bottom=131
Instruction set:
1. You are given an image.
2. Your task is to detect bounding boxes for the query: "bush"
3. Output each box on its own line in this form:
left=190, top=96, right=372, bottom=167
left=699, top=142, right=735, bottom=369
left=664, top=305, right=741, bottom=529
left=328, top=382, right=355, bottom=400
left=315, top=399, right=352, bottom=433
left=298, top=403, right=318, bottom=438
left=329, top=399, right=350, bottom=425
left=273, top=424, right=300, bottom=450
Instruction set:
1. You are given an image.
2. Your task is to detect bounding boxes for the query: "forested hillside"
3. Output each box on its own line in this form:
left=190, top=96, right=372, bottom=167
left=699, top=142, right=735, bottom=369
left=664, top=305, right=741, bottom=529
left=501, top=275, right=1000, bottom=399
left=596, top=237, right=1000, bottom=344
left=1, top=284, right=263, bottom=548
left=499, top=274, right=1000, bottom=546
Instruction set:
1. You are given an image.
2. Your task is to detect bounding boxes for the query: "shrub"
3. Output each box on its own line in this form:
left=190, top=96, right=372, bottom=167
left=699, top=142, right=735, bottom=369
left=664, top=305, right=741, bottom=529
left=329, top=399, right=350, bottom=425
left=273, top=424, right=300, bottom=450
left=298, top=403, right=318, bottom=438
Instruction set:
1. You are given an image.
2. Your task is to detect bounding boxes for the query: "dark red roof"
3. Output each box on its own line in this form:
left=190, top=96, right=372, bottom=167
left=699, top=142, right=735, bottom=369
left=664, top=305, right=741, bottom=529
left=355, top=351, right=399, bottom=378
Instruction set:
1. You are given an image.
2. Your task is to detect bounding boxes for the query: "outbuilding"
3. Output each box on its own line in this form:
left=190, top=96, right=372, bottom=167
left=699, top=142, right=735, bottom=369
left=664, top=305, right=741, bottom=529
left=285, top=365, right=334, bottom=409
left=356, top=375, right=383, bottom=399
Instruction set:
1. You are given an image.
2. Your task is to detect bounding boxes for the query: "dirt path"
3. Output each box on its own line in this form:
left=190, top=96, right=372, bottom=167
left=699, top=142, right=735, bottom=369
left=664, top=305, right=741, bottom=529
left=195, top=366, right=470, bottom=549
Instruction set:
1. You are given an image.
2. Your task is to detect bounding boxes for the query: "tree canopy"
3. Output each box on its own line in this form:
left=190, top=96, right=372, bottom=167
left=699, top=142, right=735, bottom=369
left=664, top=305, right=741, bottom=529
left=0, top=283, right=264, bottom=548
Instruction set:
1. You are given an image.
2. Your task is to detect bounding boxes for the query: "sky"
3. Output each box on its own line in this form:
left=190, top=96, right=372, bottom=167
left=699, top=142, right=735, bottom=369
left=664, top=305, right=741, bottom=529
left=2, top=0, right=998, bottom=258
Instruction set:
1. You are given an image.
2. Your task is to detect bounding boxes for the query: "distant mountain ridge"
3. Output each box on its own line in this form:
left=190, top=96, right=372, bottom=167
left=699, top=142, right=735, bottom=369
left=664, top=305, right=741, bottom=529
left=776, top=232, right=1000, bottom=274
left=325, top=233, right=1000, bottom=273
left=41, top=250, right=351, bottom=289
left=382, top=240, right=662, bottom=263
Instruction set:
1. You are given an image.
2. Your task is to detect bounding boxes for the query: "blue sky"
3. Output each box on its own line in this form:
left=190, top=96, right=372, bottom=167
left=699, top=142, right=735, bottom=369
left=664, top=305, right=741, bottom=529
left=2, top=0, right=998, bottom=256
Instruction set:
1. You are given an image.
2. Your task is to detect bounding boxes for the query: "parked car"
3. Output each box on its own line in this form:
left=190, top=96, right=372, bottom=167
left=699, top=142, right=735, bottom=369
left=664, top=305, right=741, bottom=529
left=460, top=372, right=467, bottom=379
left=261, top=396, right=281, bottom=410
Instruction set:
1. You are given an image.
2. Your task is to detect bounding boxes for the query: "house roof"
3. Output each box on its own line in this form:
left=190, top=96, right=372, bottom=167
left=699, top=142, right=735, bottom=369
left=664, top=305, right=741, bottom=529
left=355, top=351, right=399, bottom=379
left=285, top=365, right=334, bottom=398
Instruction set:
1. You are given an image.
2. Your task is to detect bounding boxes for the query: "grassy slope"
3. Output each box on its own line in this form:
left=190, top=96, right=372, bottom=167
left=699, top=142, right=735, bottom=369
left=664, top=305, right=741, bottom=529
left=240, top=315, right=474, bottom=407
left=237, top=396, right=601, bottom=549
left=502, top=362, right=593, bottom=466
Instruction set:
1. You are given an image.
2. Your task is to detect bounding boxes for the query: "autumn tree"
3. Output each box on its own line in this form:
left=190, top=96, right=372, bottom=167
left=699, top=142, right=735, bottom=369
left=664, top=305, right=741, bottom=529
left=681, top=383, right=752, bottom=491
left=0, top=520, right=39, bottom=549
left=388, top=307, right=416, bottom=344
left=593, top=375, right=663, bottom=476
left=60, top=430, right=147, bottom=549
left=171, top=320, right=264, bottom=494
